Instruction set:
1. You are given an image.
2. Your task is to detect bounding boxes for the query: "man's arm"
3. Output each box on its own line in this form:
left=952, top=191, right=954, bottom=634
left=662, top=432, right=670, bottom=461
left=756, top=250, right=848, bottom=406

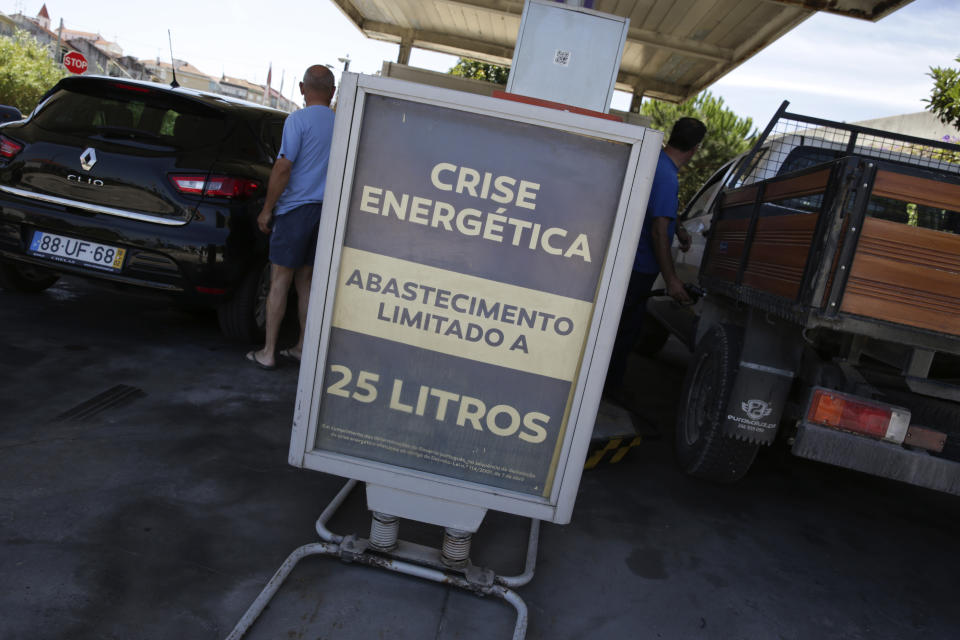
left=651, top=217, right=692, bottom=304
left=257, top=157, right=293, bottom=234
left=676, top=224, right=692, bottom=252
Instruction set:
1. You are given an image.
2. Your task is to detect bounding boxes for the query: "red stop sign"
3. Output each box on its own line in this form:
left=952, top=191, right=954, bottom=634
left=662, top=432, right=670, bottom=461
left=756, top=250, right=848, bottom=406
left=63, top=51, right=88, bottom=74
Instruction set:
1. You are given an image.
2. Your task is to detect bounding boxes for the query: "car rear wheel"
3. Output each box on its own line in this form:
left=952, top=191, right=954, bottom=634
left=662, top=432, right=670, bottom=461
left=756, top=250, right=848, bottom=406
left=675, top=323, right=760, bottom=482
left=0, top=262, right=60, bottom=293
left=217, top=262, right=269, bottom=342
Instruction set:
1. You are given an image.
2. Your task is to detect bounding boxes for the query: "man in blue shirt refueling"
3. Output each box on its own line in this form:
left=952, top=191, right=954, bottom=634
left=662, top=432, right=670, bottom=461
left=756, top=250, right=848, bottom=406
left=247, top=65, right=336, bottom=370
left=605, top=117, right=706, bottom=397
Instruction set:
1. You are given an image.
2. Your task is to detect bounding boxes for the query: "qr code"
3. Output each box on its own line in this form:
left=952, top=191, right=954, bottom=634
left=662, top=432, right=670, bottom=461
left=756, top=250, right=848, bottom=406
left=554, top=50, right=571, bottom=66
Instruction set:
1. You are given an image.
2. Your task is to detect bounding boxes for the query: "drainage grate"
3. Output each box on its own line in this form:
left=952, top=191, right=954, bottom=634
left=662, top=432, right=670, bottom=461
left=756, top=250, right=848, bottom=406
left=55, top=384, right=146, bottom=422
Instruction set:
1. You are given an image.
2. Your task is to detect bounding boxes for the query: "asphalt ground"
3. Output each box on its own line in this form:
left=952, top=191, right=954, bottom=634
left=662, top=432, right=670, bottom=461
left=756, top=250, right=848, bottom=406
left=2, top=276, right=959, bottom=640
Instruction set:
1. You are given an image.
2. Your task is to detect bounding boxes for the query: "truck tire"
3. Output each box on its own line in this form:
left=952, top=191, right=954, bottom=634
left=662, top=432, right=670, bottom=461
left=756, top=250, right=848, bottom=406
left=217, top=262, right=269, bottom=342
left=634, top=312, right=670, bottom=356
left=0, top=262, right=59, bottom=293
left=675, top=323, right=760, bottom=482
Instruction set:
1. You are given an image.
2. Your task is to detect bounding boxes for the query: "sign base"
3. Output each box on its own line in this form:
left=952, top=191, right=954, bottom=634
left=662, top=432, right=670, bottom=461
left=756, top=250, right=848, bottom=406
left=225, top=480, right=539, bottom=640
left=366, top=483, right=487, bottom=532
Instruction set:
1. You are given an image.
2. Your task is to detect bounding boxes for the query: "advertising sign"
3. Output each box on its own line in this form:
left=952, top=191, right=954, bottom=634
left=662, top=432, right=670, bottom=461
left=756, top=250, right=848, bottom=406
left=290, top=74, right=661, bottom=524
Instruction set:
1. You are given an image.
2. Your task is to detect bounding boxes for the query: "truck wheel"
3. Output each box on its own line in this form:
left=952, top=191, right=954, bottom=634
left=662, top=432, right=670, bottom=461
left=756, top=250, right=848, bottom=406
left=675, top=323, right=760, bottom=482
left=217, top=262, right=269, bottom=342
left=634, top=312, right=670, bottom=356
left=0, top=262, right=60, bottom=293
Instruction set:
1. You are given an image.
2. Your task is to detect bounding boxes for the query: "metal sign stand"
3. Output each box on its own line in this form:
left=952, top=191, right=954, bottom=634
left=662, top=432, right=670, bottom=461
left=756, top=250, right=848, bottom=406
left=231, top=5, right=647, bottom=633
left=225, top=479, right=540, bottom=640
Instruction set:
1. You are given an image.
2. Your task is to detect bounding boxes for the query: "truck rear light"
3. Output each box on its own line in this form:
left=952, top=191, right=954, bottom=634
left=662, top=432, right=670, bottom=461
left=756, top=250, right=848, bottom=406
left=169, top=175, right=260, bottom=198
left=806, top=388, right=910, bottom=444
left=0, top=135, right=23, bottom=159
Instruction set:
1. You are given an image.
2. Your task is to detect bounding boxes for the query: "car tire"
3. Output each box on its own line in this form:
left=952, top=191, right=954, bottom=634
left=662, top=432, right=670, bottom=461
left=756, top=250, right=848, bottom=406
left=0, top=262, right=60, bottom=293
left=634, top=312, right=671, bottom=356
left=675, top=323, right=760, bottom=482
left=217, top=262, right=270, bottom=342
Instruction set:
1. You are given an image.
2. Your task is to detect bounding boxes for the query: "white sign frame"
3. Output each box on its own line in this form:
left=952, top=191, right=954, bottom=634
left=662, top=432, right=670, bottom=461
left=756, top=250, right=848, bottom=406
left=289, top=73, right=661, bottom=524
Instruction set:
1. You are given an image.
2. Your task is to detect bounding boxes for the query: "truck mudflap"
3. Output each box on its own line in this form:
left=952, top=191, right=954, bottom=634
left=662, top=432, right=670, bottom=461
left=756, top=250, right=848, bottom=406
left=793, top=423, right=960, bottom=496
left=722, top=361, right=794, bottom=445
left=720, top=309, right=803, bottom=445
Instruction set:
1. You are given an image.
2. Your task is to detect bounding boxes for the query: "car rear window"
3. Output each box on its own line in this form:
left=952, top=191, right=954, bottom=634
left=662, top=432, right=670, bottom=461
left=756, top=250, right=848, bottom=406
left=260, top=117, right=285, bottom=158
left=217, top=117, right=266, bottom=161
left=778, top=146, right=841, bottom=175
left=32, top=85, right=227, bottom=150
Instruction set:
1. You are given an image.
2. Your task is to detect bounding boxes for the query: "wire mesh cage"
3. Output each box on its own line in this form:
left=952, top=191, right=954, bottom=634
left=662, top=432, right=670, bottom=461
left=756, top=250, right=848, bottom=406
left=732, top=107, right=960, bottom=188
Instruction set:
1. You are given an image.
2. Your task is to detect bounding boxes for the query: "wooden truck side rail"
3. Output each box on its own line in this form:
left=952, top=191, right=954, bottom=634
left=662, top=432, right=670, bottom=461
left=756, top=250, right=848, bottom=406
left=700, top=156, right=960, bottom=352
left=701, top=158, right=842, bottom=319
left=841, top=172, right=960, bottom=336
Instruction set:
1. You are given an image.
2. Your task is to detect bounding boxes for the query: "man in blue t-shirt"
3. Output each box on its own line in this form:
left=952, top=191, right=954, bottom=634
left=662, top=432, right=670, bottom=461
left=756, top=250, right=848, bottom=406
left=247, top=65, right=336, bottom=370
left=605, top=117, right=706, bottom=395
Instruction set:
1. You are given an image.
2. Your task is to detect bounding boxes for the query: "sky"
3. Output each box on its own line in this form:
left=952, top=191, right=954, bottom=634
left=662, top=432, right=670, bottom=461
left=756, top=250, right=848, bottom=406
left=4, top=0, right=958, bottom=130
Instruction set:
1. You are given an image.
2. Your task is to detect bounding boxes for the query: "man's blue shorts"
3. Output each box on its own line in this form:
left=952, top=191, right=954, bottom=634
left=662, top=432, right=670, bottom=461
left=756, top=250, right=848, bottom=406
left=269, top=202, right=323, bottom=268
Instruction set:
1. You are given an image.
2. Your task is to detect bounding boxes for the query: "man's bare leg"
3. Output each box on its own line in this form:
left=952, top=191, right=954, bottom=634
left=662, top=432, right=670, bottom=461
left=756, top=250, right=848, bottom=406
left=254, top=263, right=295, bottom=367
left=289, top=265, right=313, bottom=359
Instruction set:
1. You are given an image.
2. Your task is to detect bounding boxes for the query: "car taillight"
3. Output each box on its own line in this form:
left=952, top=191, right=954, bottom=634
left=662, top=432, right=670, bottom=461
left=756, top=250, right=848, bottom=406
left=169, top=175, right=260, bottom=198
left=0, top=135, right=23, bottom=159
left=195, top=286, right=226, bottom=295
left=806, top=388, right=910, bottom=444
left=111, top=82, right=151, bottom=94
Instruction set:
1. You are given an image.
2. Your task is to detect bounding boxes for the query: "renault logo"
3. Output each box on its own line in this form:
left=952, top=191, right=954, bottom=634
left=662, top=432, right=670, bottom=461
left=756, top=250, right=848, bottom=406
left=80, top=147, right=97, bottom=171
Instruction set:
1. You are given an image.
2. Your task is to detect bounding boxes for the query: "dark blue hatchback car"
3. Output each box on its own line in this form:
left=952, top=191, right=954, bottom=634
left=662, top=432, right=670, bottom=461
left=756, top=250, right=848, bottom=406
left=0, top=76, right=287, bottom=340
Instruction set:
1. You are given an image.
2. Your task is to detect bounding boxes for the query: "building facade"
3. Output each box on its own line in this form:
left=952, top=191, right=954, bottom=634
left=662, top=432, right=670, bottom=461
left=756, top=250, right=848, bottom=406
left=4, top=4, right=296, bottom=112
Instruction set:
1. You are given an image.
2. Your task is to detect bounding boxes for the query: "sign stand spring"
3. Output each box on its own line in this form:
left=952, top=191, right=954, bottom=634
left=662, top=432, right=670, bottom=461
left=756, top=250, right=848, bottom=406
left=369, top=511, right=400, bottom=551
left=225, top=480, right=541, bottom=640
left=441, top=528, right=472, bottom=567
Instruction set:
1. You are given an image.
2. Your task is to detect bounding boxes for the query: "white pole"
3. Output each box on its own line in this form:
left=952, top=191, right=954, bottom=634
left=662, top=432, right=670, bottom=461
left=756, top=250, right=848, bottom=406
left=262, top=62, right=271, bottom=106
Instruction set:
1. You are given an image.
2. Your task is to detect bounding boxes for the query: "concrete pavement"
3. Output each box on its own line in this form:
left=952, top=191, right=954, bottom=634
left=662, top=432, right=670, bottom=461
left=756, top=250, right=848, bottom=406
left=2, top=277, right=958, bottom=640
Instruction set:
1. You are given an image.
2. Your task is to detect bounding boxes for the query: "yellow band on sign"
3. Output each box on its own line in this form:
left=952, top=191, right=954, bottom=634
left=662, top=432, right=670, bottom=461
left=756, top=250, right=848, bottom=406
left=332, top=247, right=593, bottom=382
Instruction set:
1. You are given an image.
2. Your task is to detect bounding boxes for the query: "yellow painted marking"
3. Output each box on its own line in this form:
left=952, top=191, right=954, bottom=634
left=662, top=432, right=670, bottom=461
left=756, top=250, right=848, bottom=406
left=609, top=436, right=643, bottom=463
left=583, top=438, right=622, bottom=470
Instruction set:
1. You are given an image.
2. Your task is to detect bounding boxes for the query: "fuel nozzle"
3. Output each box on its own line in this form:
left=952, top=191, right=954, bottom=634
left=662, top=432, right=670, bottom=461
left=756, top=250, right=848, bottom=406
left=683, top=283, right=705, bottom=302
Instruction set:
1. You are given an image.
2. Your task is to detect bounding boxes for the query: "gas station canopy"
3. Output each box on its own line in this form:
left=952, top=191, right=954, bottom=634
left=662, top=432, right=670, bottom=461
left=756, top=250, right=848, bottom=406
left=331, top=0, right=915, bottom=103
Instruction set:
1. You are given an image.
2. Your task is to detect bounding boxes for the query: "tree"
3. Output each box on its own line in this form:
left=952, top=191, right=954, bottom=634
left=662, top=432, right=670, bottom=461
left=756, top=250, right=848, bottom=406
left=0, top=30, right=66, bottom=113
left=449, top=58, right=510, bottom=85
left=641, top=91, right=756, bottom=208
left=926, top=55, right=960, bottom=130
